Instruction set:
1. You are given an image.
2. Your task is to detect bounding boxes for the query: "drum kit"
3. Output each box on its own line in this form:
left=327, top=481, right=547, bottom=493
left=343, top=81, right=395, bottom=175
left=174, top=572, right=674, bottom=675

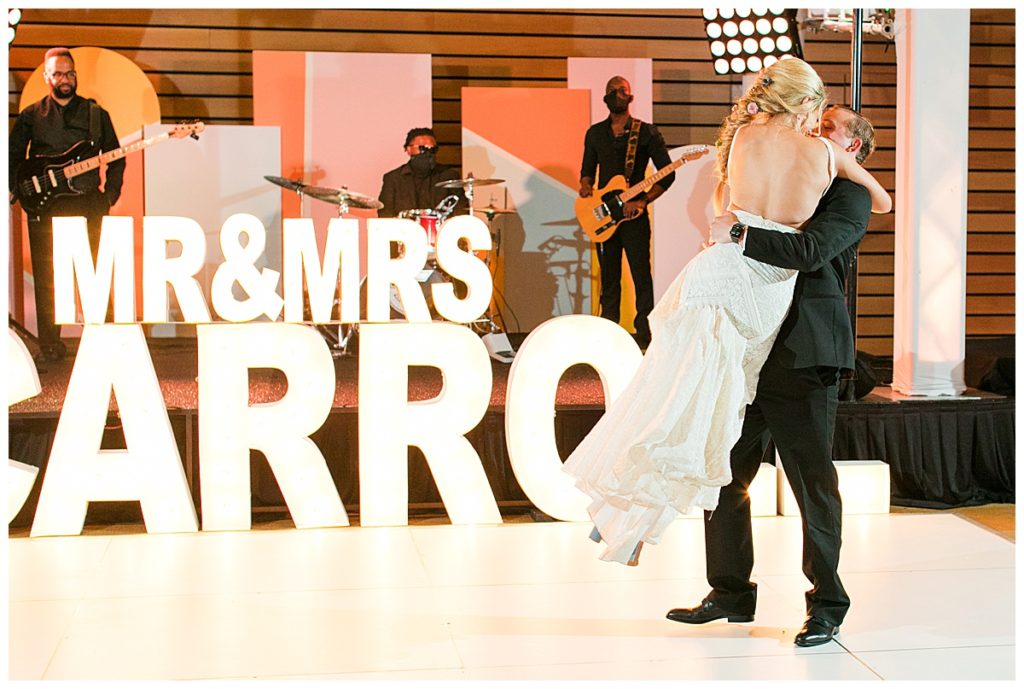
left=265, top=173, right=516, bottom=362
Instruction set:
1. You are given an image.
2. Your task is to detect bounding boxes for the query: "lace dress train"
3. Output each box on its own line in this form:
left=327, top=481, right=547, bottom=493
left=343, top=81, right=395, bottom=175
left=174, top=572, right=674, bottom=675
left=562, top=210, right=800, bottom=564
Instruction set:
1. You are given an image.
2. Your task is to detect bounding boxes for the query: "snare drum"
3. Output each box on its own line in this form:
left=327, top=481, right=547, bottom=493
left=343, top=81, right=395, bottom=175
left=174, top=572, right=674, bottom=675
left=398, top=208, right=443, bottom=249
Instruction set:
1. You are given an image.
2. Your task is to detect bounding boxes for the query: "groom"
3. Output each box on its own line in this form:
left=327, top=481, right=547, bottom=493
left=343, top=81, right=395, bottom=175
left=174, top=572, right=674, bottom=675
left=667, top=106, right=879, bottom=647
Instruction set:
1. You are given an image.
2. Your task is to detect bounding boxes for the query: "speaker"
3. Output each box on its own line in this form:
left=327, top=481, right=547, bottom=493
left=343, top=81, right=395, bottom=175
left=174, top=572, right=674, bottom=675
left=978, top=357, right=1014, bottom=396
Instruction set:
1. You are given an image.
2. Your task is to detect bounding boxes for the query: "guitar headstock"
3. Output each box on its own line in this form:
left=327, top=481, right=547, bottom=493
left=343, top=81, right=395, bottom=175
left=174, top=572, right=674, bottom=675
left=170, top=120, right=205, bottom=140
left=680, top=144, right=711, bottom=161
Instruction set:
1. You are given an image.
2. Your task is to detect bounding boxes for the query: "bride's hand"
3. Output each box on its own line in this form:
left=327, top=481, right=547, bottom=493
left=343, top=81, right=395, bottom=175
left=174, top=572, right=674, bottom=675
left=833, top=145, right=892, bottom=213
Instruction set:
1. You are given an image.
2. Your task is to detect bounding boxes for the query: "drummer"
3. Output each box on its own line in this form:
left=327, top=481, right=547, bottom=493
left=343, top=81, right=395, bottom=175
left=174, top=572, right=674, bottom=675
left=378, top=127, right=467, bottom=218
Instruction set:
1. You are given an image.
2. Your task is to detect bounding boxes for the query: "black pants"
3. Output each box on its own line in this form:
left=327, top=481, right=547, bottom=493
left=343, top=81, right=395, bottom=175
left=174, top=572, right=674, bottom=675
left=704, top=355, right=850, bottom=626
left=26, top=202, right=108, bottom=348
left=597, top=215, right=653, bottom=341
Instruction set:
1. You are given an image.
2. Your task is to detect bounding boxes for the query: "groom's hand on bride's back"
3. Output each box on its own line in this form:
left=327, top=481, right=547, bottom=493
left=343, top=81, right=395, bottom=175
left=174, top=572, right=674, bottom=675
left=708, top=212, right=739, bottom=245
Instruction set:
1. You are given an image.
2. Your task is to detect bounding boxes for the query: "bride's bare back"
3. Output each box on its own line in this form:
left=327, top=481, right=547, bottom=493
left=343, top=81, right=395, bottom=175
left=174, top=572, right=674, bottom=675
left=726, top=122, right=833, bottom=229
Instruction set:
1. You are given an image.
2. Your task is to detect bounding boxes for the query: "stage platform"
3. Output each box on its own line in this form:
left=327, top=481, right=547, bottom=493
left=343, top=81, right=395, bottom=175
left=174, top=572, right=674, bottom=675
left=7, top=512, right=1014, bottom=680
left=9, top=337, right=1014, bottom=529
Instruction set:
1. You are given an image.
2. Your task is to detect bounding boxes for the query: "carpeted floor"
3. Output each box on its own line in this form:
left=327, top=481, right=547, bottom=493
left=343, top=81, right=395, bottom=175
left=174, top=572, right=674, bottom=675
left=892, top=503, right=1015, bottom=542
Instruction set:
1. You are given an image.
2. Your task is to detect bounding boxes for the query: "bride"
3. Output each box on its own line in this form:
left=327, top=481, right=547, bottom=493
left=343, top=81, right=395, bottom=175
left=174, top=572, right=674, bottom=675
left=562, top=57, right=891, bottom=566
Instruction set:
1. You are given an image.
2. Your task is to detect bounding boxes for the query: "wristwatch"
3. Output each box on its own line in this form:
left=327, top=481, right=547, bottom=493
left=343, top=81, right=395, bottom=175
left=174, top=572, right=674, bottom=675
left=729, top=222, right=748, bottom=243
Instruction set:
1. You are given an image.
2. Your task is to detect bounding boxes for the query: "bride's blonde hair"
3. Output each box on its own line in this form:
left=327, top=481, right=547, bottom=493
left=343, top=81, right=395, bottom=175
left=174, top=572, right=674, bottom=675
left=713, top=57, right=828, bottom=212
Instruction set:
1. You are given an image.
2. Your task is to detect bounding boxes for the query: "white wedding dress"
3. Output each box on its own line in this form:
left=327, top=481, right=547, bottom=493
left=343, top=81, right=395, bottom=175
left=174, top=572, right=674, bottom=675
left=563, top=133, right=836, bottom=565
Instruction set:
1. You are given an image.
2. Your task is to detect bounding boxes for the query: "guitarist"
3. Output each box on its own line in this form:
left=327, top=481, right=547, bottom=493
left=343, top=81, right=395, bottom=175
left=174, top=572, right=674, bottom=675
left=579, top=76, right=674, bottom=350
left=8, top=47, right=124, bottom=362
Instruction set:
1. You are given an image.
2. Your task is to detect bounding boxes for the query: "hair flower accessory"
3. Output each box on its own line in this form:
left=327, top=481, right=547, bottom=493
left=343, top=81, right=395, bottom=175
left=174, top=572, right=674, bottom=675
left=746, top=101, right=760, bottom=116
left=761, top=76, right=773, bottom=86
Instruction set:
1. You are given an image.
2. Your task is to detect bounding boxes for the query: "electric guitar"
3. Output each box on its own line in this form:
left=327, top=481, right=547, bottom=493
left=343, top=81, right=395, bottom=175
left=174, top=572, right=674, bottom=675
left=576, top=143, right=711, bottom=243
left=14, top=120, right=205, bottom=214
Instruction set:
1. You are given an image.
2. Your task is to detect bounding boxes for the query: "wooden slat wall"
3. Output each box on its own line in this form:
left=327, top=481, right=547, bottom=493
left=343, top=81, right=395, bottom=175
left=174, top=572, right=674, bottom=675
left=9, top=8, right=1014, bottom=355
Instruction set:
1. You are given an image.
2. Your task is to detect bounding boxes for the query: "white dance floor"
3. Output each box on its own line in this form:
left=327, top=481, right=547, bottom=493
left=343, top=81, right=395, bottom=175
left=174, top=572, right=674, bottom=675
left=8, top=512, right=1014, bottom=681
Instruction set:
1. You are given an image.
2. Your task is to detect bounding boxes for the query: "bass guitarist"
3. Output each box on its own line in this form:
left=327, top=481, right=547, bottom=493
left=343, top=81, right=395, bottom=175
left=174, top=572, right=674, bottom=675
left=9, top=47, right=124, bottom=362
left=579, top=76, right=674, bottom=349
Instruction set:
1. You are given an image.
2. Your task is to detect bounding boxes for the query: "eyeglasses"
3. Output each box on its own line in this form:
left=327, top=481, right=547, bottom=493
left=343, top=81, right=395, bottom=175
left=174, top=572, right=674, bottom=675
left=47, top=70, right=77, bottom=81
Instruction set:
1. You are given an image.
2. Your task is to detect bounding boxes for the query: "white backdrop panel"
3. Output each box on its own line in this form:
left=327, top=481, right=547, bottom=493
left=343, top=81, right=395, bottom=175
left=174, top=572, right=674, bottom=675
left=304, top=52, right=433, bottom=250
left=143, top=125, right=281, bottom=334
left=651, top=149, right=716, bottom=301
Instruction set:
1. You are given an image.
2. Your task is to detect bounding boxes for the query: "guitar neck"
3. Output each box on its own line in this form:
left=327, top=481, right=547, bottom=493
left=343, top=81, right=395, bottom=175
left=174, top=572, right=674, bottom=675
left=620, top=156, right=686, bottom=203
left=62, top=131, right=172, bottom=179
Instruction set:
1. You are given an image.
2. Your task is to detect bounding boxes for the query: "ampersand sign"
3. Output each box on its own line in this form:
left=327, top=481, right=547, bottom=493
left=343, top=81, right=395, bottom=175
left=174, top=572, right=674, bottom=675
left=211, top=214, right=285, bottom=322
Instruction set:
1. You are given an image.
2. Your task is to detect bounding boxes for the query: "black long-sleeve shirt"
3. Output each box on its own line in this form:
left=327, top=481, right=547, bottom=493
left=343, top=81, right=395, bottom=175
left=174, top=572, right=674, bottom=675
left=9, top=93, right=124, bottom=208
left=378, top=162, right=466, bottom=218
left=580, top=117, right=675, bottom=194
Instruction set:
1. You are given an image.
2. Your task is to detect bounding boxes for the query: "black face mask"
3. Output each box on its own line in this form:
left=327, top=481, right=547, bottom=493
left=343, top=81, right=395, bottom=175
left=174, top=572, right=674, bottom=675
left=603, top=91, right=633, bottom=114
left=409, top=151, right=435, bottom=175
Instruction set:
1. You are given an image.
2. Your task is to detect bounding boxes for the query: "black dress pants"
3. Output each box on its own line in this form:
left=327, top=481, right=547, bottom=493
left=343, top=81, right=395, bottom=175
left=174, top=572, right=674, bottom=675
left=703, top=354, right=850, bottom=626
left=597, top=215, right=653, bottom=341
left=26, top=200, right=108, bottom=349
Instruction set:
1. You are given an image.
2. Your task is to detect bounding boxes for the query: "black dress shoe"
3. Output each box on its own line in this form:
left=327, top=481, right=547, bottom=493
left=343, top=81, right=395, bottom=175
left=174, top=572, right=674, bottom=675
left=794, top=616, right=840, bottom=647
left=42, top=342, right=66, bottom=362
left=666, top=597, right=754, bottom=624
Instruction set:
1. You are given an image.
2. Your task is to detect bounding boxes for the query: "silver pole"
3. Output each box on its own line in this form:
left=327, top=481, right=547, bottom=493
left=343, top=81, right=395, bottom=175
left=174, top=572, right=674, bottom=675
left=844, top=9, right=865, bottom=396
left=852, top=9, right=864, bottom=111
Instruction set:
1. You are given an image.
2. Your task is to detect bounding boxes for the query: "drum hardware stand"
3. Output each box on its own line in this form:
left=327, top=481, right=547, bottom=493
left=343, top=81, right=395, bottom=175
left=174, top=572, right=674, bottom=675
left=334, top=321, right=358, bottom=356
left=473, top=202, right=516, bottom=363
left=462, top=174, right=477, bottom=211
left=435, top=194, right=459, bottom=217
left=314, top=318, right=358, bottom=359
left=432, top=171, right=518, bottom=362
left=265, top=175, right=385, bottom=358
left=327, top=270, right=371, bottom=358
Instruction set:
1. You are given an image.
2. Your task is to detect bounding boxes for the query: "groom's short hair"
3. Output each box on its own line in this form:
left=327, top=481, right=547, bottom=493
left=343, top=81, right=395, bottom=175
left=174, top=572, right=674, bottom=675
left=829, top=105, right=876, bottom=164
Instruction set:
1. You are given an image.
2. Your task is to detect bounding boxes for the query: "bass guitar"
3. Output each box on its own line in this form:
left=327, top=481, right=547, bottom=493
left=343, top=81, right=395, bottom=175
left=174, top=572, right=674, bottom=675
left=14, top=120, right=205, bottom=214
left=576, top=143, right=710, bottom=243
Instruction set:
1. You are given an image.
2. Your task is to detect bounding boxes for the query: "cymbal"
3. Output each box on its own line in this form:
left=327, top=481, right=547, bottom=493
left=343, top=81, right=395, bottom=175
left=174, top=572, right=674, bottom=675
left=474, top=204, right=516, bottom=216
left=436, top=174, right=505, bottom=189
left=264, top=175, right=308, bottom=193
left=303, top=185, right=384, bottom=210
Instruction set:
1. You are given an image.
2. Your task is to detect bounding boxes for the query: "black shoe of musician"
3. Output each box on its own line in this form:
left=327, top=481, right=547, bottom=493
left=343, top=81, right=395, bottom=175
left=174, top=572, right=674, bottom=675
left=794, top=616, right=840, bottom=647
left=42, top=341, right=67, bottom=363
left=666, top=597, right=754, bottom=624
left=32, top=341, right=67, bottom=364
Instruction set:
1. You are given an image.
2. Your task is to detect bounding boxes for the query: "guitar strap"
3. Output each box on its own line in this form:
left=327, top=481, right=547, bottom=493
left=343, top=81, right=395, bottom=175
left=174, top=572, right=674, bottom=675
left=88, top=99, right=101, bottom=147
left=623, top=118, right=642, bottom=182
left=88, top=99, right=108, bottom=196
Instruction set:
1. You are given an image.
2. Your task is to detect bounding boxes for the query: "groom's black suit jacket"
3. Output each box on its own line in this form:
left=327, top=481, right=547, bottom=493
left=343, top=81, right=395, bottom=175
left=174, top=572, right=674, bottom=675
left=742, top=178, right=873, bottom=371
